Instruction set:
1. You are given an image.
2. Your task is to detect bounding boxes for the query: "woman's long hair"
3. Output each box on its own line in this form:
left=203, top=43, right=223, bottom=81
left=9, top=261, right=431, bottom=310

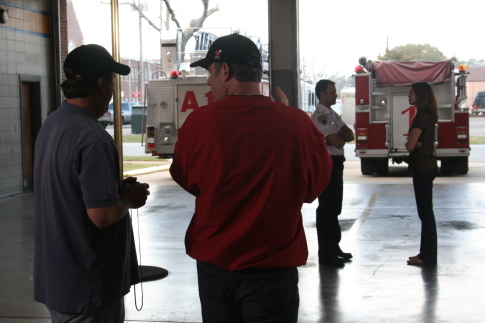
left=411, top=82, right=438, bottom=121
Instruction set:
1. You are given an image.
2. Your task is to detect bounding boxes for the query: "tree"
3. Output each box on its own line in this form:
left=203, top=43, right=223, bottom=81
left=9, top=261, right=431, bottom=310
left=378, top=44, right=447, bottom=61
left=115, top=0, right=219, bottom=63
left=467, top=58, right=485, bottom=67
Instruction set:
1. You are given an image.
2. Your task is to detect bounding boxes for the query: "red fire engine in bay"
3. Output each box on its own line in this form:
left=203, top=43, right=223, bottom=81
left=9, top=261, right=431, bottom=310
left=354, top=57, right=469, bottom=175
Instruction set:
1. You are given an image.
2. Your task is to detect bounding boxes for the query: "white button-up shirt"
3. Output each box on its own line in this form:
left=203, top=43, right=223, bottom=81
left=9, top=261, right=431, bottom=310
left=311, top=103, right=346, bottom=156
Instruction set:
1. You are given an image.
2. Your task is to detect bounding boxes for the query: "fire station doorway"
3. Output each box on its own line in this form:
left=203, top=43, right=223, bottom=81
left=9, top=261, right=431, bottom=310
left=19, top=75, right=42, bottom=192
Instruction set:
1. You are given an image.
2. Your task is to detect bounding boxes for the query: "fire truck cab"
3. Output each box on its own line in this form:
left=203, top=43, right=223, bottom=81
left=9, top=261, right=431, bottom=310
left=354, top=57, right=469, bottom=175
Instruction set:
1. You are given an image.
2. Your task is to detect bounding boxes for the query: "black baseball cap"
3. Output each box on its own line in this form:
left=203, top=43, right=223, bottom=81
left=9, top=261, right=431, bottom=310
left=190, top=33, right=262, bottom=69
left=63, top=44, right=130, bottom=81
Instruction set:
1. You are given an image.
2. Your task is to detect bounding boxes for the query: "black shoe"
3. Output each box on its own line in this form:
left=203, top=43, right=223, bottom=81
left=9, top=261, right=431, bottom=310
left=338, top=252, right=353, bottom=261
left=319, top=256, right=345, bottom=267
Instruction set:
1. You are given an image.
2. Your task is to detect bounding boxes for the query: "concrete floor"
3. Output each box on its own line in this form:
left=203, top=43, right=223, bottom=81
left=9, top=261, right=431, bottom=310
left=1, top=160, right=485, bottom=323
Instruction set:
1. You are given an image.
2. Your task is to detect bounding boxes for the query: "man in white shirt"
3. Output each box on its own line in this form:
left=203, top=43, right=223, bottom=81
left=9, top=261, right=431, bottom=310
left=311, top=79, right=355, bottom=267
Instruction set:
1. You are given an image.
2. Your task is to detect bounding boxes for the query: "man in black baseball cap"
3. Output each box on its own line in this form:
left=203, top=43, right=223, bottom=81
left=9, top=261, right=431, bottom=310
left=60, top=44, right=130, bottom=102
left=63, top=44, right=130, bottom=81
left=171, top=33, right=331, bottom=322
left=34, top=43, right=149, bottom=321
left=188, top=33, right=263, bottom=101
left=190, top=33, right=262, bottom=69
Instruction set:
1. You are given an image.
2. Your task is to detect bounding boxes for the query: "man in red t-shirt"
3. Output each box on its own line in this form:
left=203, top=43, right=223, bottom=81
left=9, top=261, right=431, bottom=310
left=170, top=34, right=332, bottom=323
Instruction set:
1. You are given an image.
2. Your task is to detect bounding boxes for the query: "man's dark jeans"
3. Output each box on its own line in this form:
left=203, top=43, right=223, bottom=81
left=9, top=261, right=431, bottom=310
left=196, top=260, right=299, bottom=323
left=412, top=168, right=438, bottom=263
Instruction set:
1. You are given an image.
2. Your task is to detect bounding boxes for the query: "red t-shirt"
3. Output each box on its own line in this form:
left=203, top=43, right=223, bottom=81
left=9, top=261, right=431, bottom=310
left=170, top=96, right=332, bottom=270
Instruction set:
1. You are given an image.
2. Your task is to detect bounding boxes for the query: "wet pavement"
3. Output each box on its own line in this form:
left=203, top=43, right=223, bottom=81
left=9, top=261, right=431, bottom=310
left=1, top=159, right=485, bottom=322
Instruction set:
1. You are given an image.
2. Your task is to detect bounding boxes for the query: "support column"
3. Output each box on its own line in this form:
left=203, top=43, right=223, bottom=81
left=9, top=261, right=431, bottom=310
left=268, top=0, right=299, bottom=107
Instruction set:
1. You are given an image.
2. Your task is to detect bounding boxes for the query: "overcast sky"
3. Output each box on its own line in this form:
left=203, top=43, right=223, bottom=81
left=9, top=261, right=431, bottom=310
left=72, top=0, right=483, bottom=78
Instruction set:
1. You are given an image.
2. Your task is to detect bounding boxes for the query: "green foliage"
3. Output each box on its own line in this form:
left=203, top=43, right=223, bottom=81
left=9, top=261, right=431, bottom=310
left=122, top=157, right=170, bottom=173
left=378, top=44, right=447, bottom=61
left=123, top=156, right=170, bottom=162
left=466, top=59, right=485, bottom=67
left=123, top=163, right=166, bottom=172
left=122, top=134, right=143, bottom=143
left=107, top=133, right=143, bottom=143
left=470, top=137, right=485, bottom=145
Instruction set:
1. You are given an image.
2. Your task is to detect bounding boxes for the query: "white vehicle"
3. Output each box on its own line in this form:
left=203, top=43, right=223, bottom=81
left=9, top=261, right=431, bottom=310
left=144, top=76, right=211, bottom=158
left=299, top=81, right=317, bottom=116
left=144, top=75, right=269, bottom=158
left=340, top=87, right=355, bottom=127
left=145, top=30, right=272, bottom=157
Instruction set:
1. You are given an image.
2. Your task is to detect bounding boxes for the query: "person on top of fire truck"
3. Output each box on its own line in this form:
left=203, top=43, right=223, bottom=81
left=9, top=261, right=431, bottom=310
left=405, top=81, right=438, bottom=266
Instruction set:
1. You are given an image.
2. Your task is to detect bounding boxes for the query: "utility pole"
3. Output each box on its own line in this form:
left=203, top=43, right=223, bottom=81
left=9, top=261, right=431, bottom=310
left=160, top=0, right=170, bottom=71
left=138, top=1, right=146, bottom=103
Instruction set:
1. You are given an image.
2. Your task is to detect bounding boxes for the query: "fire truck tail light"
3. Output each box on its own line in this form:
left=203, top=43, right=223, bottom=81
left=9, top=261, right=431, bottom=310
left=457, top=142, right=468, bottom=148
left=147, top=137, right=155, bottom=149
left=357, top=128, right=367, bottom=141
left=457, top=126, right=467, bottom=139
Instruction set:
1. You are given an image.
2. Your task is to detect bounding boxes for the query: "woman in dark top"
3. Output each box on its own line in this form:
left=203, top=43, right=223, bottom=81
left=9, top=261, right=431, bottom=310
left=405, top=82, right=438, bottom=265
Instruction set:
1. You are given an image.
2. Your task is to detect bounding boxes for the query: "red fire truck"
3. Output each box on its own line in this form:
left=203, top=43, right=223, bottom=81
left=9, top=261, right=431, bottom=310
left=354, top=57, right=469, bottom=175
